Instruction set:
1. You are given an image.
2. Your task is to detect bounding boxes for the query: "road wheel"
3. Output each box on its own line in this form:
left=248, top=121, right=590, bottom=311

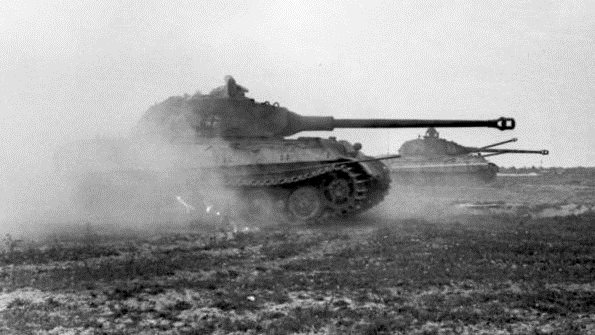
left=325, top=177, right=352, bottom=205
left=240, top=189, right=279, bottom=222
left=286, top=186, right=324, bottom=222
left=323, top=174, right=356, bottom=215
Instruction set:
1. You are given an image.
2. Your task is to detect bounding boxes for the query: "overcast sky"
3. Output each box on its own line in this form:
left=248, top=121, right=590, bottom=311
left=1, top=0, right=594, bottom=184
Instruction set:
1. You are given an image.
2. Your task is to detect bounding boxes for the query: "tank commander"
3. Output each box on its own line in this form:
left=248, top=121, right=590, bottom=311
left=425, top=127, right=440, bottom=138
left=209, top=75, right=249, bottom=98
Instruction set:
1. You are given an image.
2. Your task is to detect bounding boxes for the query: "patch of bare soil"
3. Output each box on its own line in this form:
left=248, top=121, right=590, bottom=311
left=0, top=169, right=593, bottom=334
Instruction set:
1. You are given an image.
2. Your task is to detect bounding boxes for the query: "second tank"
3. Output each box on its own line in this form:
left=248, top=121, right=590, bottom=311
left=387, top=127, right=548, bottom=183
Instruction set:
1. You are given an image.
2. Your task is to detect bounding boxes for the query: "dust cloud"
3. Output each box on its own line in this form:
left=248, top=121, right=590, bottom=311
left=0, top=95, right=236, bottom=241
left=367, top=177, right=501, bottom=225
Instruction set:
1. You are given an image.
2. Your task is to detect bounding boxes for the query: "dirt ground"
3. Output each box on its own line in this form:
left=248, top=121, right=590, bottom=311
left=0, top=168, right=593, bottom=334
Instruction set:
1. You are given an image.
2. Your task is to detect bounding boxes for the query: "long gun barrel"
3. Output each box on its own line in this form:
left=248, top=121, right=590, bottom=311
left=480, top=149, right=549, bottom=157
left=463, top=138, right=549, bottom=157
left=477, top=138, right=517, bottom=150
left=285, top=115, right=515, bottom=136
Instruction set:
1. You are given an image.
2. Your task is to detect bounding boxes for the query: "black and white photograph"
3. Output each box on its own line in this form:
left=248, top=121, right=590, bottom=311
left=1, top=1, right=594, bottom=334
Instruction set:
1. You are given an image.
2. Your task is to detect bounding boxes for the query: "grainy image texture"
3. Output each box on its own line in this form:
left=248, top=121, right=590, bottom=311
left=0, top=170, right=594, bottom=334
left=1, top=1, right=594, bottom=334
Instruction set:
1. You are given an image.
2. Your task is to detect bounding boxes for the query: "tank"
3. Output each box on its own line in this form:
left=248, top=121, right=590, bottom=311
left=388, top=127, right=548, bottom=183
left=56, top=76, right=516, bottom=224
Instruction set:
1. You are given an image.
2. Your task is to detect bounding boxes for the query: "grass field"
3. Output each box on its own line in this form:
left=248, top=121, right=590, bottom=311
left=0, top=169, right=593, bottom=334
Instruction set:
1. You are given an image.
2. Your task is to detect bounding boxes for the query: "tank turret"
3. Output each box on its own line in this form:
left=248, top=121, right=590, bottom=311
left=135, top=76, right=515, bottom=140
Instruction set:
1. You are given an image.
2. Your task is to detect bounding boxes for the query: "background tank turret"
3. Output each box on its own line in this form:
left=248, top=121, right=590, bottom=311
left=389, top=128, right=548, bottom=183
left=59, top=77, right=516, bottom=224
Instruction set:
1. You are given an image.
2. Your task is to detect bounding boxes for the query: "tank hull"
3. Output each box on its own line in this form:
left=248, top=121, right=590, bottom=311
left=56, top=136, right=391, bottom=224
left=387, top=156, right=498, bottom=184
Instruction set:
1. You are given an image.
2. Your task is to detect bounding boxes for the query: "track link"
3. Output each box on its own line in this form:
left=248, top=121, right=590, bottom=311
left=224, top=162, right=388, bottom=224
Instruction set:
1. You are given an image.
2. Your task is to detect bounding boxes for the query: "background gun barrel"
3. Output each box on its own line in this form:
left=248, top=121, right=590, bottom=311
left=481, top=149, right=549, bottom=155
left=480, top=149, right=549, bottom=158
left=477, top=138, right=518, bottom=150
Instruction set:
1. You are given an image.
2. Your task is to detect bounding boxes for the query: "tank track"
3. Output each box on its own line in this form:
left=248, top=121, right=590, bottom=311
left=223, top=164, right=337, bottom=187
left=222, top=162, right=389, bottom=223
